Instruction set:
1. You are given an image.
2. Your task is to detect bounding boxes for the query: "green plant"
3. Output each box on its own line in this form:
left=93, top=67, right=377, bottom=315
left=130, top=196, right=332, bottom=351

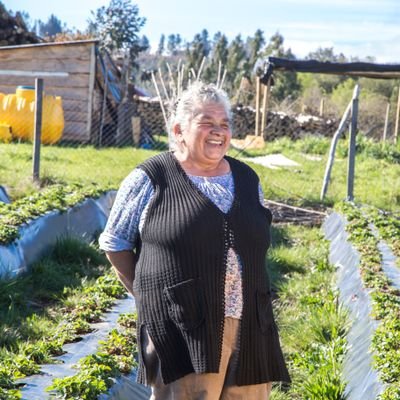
left=48, top=315, right=138, bottom=399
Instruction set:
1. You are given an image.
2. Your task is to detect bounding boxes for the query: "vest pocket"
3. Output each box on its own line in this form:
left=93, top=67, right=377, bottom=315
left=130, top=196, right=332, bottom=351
left=256, top=290, right=274, bottom=334
left=164, top=278, right=205, bottom=330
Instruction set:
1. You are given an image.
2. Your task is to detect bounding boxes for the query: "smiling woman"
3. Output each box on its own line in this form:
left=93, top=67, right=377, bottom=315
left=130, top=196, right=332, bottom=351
left=99, top=81, right=290, bottom=399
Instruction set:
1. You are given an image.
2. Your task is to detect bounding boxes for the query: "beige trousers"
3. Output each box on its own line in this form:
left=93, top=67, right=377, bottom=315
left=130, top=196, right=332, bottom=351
left=142, top=317, right=272, bottom=400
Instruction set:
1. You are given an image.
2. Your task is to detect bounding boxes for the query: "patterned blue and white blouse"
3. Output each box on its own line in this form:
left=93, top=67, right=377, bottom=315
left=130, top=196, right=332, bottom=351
left=99, top=167, right=266, bottom=320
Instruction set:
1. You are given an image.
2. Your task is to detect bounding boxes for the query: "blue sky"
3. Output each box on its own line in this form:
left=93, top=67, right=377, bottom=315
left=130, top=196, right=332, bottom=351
left=5, top=0, right=400, bottom=63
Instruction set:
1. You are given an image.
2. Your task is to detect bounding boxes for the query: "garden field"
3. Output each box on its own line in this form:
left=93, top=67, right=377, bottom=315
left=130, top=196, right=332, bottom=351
left=0, top=135, right=399, bottom=399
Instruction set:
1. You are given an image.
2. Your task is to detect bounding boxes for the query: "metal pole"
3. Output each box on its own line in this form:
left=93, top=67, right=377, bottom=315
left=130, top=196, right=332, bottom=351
left=320, top=100, right=352, bottom=200
left=32, top=78, right=43, bottom=183
left=383, top=102, right=390, bottom=142
left=394, top=86, right=400, bottom=144
left=347, top=84, right=360, bottom=201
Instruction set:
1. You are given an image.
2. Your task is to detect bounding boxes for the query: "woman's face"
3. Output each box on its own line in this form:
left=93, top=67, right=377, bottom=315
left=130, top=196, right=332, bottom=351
left=177, top=102, right=231, bottom=167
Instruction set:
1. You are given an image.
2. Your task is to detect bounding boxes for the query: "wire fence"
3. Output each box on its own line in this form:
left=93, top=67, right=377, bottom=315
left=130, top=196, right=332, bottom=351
left=0, top=69, right=345, bottom=196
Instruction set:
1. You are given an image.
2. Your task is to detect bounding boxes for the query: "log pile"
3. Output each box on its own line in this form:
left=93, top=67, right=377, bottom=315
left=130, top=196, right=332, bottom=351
left=0, top=4, right=39, bottom=46
left=232, top=105, right=339, bottom=140
left=133, top=96, right=166, bottom=135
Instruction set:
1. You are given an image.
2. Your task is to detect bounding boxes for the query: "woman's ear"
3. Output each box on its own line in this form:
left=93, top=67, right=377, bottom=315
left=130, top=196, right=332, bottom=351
left=173, top=123, right=183, bottom=142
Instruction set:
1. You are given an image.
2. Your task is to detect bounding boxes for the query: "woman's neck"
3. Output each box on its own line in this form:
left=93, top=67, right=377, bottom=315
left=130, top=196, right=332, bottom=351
left=172, top=151, right=230, bottom=177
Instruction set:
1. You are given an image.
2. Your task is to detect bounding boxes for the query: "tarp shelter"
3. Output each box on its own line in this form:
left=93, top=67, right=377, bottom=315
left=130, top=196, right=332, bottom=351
left=260, top=56, right=400, bottom=84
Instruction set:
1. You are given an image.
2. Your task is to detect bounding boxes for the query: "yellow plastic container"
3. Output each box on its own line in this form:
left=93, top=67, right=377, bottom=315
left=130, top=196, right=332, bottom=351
left=0, top=86, right=64, bottom=144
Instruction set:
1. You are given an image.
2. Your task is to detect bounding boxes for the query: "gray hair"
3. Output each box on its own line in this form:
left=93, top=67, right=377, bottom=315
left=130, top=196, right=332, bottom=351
left=168, top=81, right=232, bottom=150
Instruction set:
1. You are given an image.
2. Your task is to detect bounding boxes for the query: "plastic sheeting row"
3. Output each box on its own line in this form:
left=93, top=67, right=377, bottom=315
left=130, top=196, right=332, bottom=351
left=323, top=212, right=385, bottom=400
left=0, top=192, right=117, bottom=279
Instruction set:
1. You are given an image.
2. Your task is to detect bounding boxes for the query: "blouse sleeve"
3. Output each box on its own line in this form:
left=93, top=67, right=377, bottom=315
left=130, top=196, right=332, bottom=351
left=98, top=168, right=154, bottom=252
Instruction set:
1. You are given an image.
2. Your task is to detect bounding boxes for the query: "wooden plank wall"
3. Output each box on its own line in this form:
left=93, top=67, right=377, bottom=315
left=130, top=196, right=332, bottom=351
left=0, top=42, right=96, bottom=142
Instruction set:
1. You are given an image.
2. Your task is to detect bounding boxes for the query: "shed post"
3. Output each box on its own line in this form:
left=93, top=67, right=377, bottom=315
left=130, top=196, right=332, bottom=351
left=87, top=43, right=96, bottom=142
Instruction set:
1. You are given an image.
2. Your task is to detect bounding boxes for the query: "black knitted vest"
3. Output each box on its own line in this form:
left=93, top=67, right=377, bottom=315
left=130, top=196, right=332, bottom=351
left=134, top=152, right=290, bottom=386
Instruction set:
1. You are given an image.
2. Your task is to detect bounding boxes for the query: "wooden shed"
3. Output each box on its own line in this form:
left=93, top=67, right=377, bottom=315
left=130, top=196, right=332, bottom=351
left=0, top=40, right=105, bottom=143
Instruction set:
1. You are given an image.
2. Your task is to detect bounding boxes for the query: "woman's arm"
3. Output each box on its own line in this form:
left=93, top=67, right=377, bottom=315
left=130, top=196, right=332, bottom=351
left=106, top=250, right=137, bottom=296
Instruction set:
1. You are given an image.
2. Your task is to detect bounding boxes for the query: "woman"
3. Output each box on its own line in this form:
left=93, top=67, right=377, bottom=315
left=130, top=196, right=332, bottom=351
left=99, top=82, right=290, bottom=399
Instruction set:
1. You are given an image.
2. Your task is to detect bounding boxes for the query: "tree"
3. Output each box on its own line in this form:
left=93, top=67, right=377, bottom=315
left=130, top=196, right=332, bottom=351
left=200, top=29, right=211, bottom=57
left=38, top=14, right=65, bottom=37
left=262, top=32, right=300, bottom=102
left=157, top=34, right=165, bottom=55
left=248, top=29, right=265, bottom=67
left=167, top=34, right=182, bottom=56
left=304, top=47, right=348, bottom=94
left=88, top=0, right=146, bottom=63
left=186, top=32, right=209, bottom=75
left=225, top=34, right=246, bottom=93
left=307, top=47, right=347, bottom=63
left=203, top=32, right=229, bottom=82
left=139, top=35, right=150, bottom=52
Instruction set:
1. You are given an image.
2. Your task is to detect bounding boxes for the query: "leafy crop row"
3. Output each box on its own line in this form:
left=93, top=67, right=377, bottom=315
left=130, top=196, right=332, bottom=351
left=338, top=202, right=400, bottom=400
left=0, top=183, right=112, bottom=245
left=47, top=313, right=138, bottom=400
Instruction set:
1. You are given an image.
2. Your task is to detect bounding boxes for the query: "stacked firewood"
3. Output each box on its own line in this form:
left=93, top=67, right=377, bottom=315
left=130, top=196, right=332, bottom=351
left=231, top=105, right=338, bottom=139
left=133, top=96, right=166, bottom=134
left=0, top=4, right=39, bottom=46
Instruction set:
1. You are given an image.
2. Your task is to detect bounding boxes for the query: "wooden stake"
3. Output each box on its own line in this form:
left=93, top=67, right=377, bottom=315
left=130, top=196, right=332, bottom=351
left=158, top=67, right=170, bottom=102
left=216, top=60, right=222, bottom=87
left=219, top=68, right=227, bottom=89
left=261, top=78, right=271, bottom=138
left=166, top=62, right=177, bottom=98
left=383, top=102, right=390, bottom=142
left=197, top=57, right=206, bottom=80
left=151, top=71, right=168, bottom=132
left=255, top=76, right=261, bottom=137
left=319, top=98, right=325, bottom=117
left=179, top=64, right=185, bottom=95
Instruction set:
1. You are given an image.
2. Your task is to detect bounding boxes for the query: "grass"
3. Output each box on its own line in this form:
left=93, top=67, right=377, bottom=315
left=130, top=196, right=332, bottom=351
left=268, top=225, right=349, bottom=399
left=0, top=142, right=158, bottom=200
left=240, top=135, right=400, bottom=211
